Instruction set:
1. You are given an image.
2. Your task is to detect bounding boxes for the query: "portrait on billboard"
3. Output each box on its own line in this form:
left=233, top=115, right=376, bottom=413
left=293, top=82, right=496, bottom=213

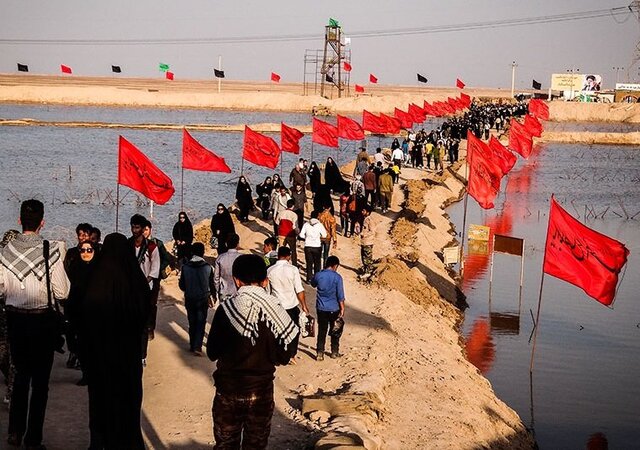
left=582, top=74, right=602, bottom=92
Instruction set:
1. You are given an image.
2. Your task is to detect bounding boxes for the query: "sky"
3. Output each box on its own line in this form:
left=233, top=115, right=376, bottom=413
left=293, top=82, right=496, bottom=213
left=1, top=0, right=638, bottom=89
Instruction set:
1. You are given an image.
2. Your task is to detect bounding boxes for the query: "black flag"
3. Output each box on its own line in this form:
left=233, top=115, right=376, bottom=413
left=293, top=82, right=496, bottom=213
left=112, top=65, right=122, bottom=73
left=214, top=69, right=225, bottom=78
left=532, top=79, right=542, bottom=90
left=325, top=73, right=334, bottom=83
left=417, top=73, right=428, bottom=83
left=17, top=63, right=29, bottom=72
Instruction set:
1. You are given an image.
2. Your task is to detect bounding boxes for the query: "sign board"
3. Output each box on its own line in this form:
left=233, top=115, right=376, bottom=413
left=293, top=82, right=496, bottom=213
left=468, top=239, right=489, bottom=256
left=494, top=234, right=525, bottom=256
left=615, top=83, right=640, bottom=92
left=443, top=246, right=459, bottom=265
left=551, top=73, right=602, bottom=93
left=468, top=224, right=490, bottom=242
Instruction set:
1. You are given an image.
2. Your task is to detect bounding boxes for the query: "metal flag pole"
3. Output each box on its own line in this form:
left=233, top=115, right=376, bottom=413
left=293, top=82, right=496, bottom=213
left=218, top=55, right=222, bottom=94
left=280, top=152, right=284, bottom=177
left=240, top=158, right=245, bottom=176
left=150, top=200, right=154, bottom=219
left=459, top=150, right=470, bottom=277
left=115, top=184, right=120, bottom=233
left=310, top=142, right=315, bottom=163
left=181, top=167, right=184, bottom=212
left=488, top=234, right=495, bottom=303
left=518, top=238, right=526, bottom=315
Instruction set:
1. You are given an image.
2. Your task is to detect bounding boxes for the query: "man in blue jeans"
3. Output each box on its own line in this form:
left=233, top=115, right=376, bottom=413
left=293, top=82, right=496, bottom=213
left=311, top=255, right=345, bottom=361
left=179, top=242, right=214, bottom=355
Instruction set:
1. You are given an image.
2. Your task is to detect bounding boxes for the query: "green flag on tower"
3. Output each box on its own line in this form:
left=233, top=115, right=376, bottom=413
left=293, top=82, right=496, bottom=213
left=159, top=63, right=170, bottom=72
left=328, top=18, right=339, bottom=27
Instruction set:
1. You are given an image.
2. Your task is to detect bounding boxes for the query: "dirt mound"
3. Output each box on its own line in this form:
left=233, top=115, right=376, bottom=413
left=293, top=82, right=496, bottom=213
left=193, top=222, right=212, bottom=246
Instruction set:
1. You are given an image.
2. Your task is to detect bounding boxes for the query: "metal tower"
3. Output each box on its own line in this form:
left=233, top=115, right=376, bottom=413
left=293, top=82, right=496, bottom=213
left=320, top=23, right=343, bottom=98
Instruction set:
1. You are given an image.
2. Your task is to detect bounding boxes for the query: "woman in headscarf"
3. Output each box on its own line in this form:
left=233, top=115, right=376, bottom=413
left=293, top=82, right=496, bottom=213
left=0, top=229, right=19, bottom=405
left=255, top=176, right=274, bottom=220
left=210, top=203, right=236, bottom=255
left=235, top=175, right=254, bottom=222
left=313, top=183, right=334, bottom=216
left=307, top=161, right=321, bottom=195
left=324, top=157, right=350, bottom=195
left=67, top=240, right=98, bottom=386
left=172, top=211, right=193, bottom=263
left=272, top=173, right=284, bottom=190
left=81, top=233, right=150, bottom=450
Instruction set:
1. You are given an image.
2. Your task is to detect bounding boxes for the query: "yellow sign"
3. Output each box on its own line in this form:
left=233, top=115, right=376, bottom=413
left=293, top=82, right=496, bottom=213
left=551, top=73, right=583, bottom=91
left=468, top=224, right=490, bottom=242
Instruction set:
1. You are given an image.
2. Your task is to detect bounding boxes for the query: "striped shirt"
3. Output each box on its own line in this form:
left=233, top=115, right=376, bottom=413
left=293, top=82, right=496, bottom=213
left=0, top=237, right=70, bottom=309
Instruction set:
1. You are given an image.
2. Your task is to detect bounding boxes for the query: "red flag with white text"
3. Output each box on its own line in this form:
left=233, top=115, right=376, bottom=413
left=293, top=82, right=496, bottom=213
left=312, top=118, right=339, bottom=148
left=118, top=136, right=175, bottom=204
left=543, top=196, right=629, bottom=306
left=524, top=114, right=543, bottom=138
left=337, top=115, right=365, bottom=140
left=182, top=129, right=231, bottom=173
left=281, top=123, right=304, bottom=154
left=488, top=136, right=517, bottom=175
left=394, top=108, right=414, bottom=129
left=243, top=126, right=281, bottom=169
left=529, top=99, right=550, bottom=121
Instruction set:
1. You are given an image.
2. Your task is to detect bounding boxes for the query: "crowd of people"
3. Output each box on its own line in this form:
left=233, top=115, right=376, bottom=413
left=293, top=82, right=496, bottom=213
left=0, top=99, right=523, bottom=449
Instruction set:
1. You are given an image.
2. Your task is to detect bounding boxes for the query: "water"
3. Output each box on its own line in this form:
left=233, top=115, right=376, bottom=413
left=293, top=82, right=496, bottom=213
left=545, top=121, right=640, bottom=133
left=0, top=103, right=411, bottom=245
left=449, top=143, right=640, bottom=449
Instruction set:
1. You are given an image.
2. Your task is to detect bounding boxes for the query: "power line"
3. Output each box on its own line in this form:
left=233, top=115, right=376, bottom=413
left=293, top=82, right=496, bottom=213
left=0, top=5, right=636, bottom=46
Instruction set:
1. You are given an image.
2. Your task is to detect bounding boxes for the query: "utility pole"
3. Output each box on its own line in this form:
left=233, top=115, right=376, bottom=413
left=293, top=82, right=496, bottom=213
left=613, top=66, right=624, bottom=85
left=510, top=61, right=517, bottom=98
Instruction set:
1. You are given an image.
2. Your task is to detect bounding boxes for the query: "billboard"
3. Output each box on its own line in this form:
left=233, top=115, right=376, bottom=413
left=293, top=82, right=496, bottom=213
left=551, top=73, right=602, bottom=92
left=614, top=83, right=640, bottom=103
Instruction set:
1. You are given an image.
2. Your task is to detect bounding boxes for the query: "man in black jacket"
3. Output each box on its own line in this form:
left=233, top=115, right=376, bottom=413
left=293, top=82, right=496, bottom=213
left=178, top=242, right=214, bottom=355
left=207, top=254, right=297, bottom=449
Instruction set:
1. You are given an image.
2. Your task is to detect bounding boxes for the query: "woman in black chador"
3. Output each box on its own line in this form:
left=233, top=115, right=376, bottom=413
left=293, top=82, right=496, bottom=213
left=235, top=175, right=254, bottom=222
left=172, top=211, right=193, bottom=262
left=82, top=233, right=150, bottom=450
left=324, top=157, right=350, bottom=195
left=307, top=161, right=322, bottom=195
left=210, top=203, right=236, bottom=255
left=256, top=176, right=274, bottom=220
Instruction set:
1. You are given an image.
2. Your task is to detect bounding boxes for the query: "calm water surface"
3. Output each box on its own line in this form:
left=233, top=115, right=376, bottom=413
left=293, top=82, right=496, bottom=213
left=449, top=143, right=640, bottom=449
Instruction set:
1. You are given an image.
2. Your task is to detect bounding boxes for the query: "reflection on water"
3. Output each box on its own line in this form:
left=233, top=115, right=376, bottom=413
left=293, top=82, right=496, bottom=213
left=456, top=142, right=640, bottom=449
left=465, top=317, right=495, bottom=374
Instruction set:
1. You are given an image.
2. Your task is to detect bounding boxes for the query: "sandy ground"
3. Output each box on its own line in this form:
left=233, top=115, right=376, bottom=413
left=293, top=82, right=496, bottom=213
left=0, top=149, right=534, bottom=449
left=1, top=74, right=639, bottom=123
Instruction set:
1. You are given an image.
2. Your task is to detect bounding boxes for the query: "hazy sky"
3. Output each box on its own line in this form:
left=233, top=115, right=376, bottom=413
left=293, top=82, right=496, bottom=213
left=1, top=0, right=638, bottom=89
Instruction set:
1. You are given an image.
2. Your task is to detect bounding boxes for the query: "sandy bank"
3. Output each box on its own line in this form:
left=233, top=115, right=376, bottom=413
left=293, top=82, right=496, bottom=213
left=3, top=74, right=639, bottom=123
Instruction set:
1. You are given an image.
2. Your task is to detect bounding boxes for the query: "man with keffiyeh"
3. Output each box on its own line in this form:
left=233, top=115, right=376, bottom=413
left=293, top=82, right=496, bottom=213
left=207, top=254, right=298, bottom=449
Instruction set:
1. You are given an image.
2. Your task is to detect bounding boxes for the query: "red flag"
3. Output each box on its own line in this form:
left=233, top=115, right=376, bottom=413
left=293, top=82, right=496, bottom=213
left=61, top=64, right=72, bottom=74
left=524, top=114, right=543, bottom=138
left=394, top=108, right=414, bottom=129
left=456, top=78, right=466, bottom=89
left=362, top=110, right=387, bottom=134
left=354, top=84, right=365, bottom=93
left=460, top=93, right=472, bottom=108
left=488, top=136, right=517, bottom=175
left=509, top=119, right=534, bottom=159
left=467, top=131, right=502, bottom=209
left=182, top=129, right=231, bottom=173
left=166, top=71, right=174, bottom=80
left=467, top=131, right=502, bottom=190
left=312, top=118, right=339, bottom=148
left=529, top=99, right=550, bottom=121
left=408, top=103, right=426, bottom=123
left=270, top=72, right=281, bottom=83
left=369, top=73, right=378, bottom=84
left=337, top=115, right=365, bottom=140
left=423, top=101, right=436, bottom=116
left=118, top=136, right=175, bottom=205
left=243, top=126, right=281, bottom=169
left=380, top=113, right=401, bottom=134
left=543, top=196, right=629, bottom=306
left=281, top=123, right=304, bottom=154
left=343, top=61, right=352, bottom=72
left=447, top=97, right=460, bottom=111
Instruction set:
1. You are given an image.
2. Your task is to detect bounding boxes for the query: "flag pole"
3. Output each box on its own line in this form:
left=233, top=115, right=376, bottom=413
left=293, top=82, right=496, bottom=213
left=181, top=167, right=184, bottom=211
left=150, top=200, right=154, bottom=219
left=518, top=238, right=526, bottom=315
left=459, top=152, right=470, bottom=278
left=218, top=55, right=222, bottom=94
left=529, top=272, right=546, bottom=373
left=240, top=158, right=245, bottom=176
left=280, top=153, right=283, bottom=177
left=115, top=184, right=120, bottom=233
left=488, top=234, right=495, bottom=303
left=311, top=142, right=314, bottom=163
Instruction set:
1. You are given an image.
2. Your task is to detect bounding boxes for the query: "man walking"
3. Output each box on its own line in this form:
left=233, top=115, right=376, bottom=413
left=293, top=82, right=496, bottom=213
left=129, top=214, right=159, bottom=366
left=317, top=204, right=337, bottom=268
left=378, top=169, right=394, bottom=213
left=214, top=233, right=241, bottom=302
left=0, top=199, right=70, bottom=449
left=299, top=211, right=327, bottom=283
left=311, top=256, right=345, bottom=361
left=207, top=254, right=297, bottom=449
left=267, top=246, right=309, bottom=361
left=179, top=242, right=215, bottom=355
left=276, top=199, right=299, bottom=267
